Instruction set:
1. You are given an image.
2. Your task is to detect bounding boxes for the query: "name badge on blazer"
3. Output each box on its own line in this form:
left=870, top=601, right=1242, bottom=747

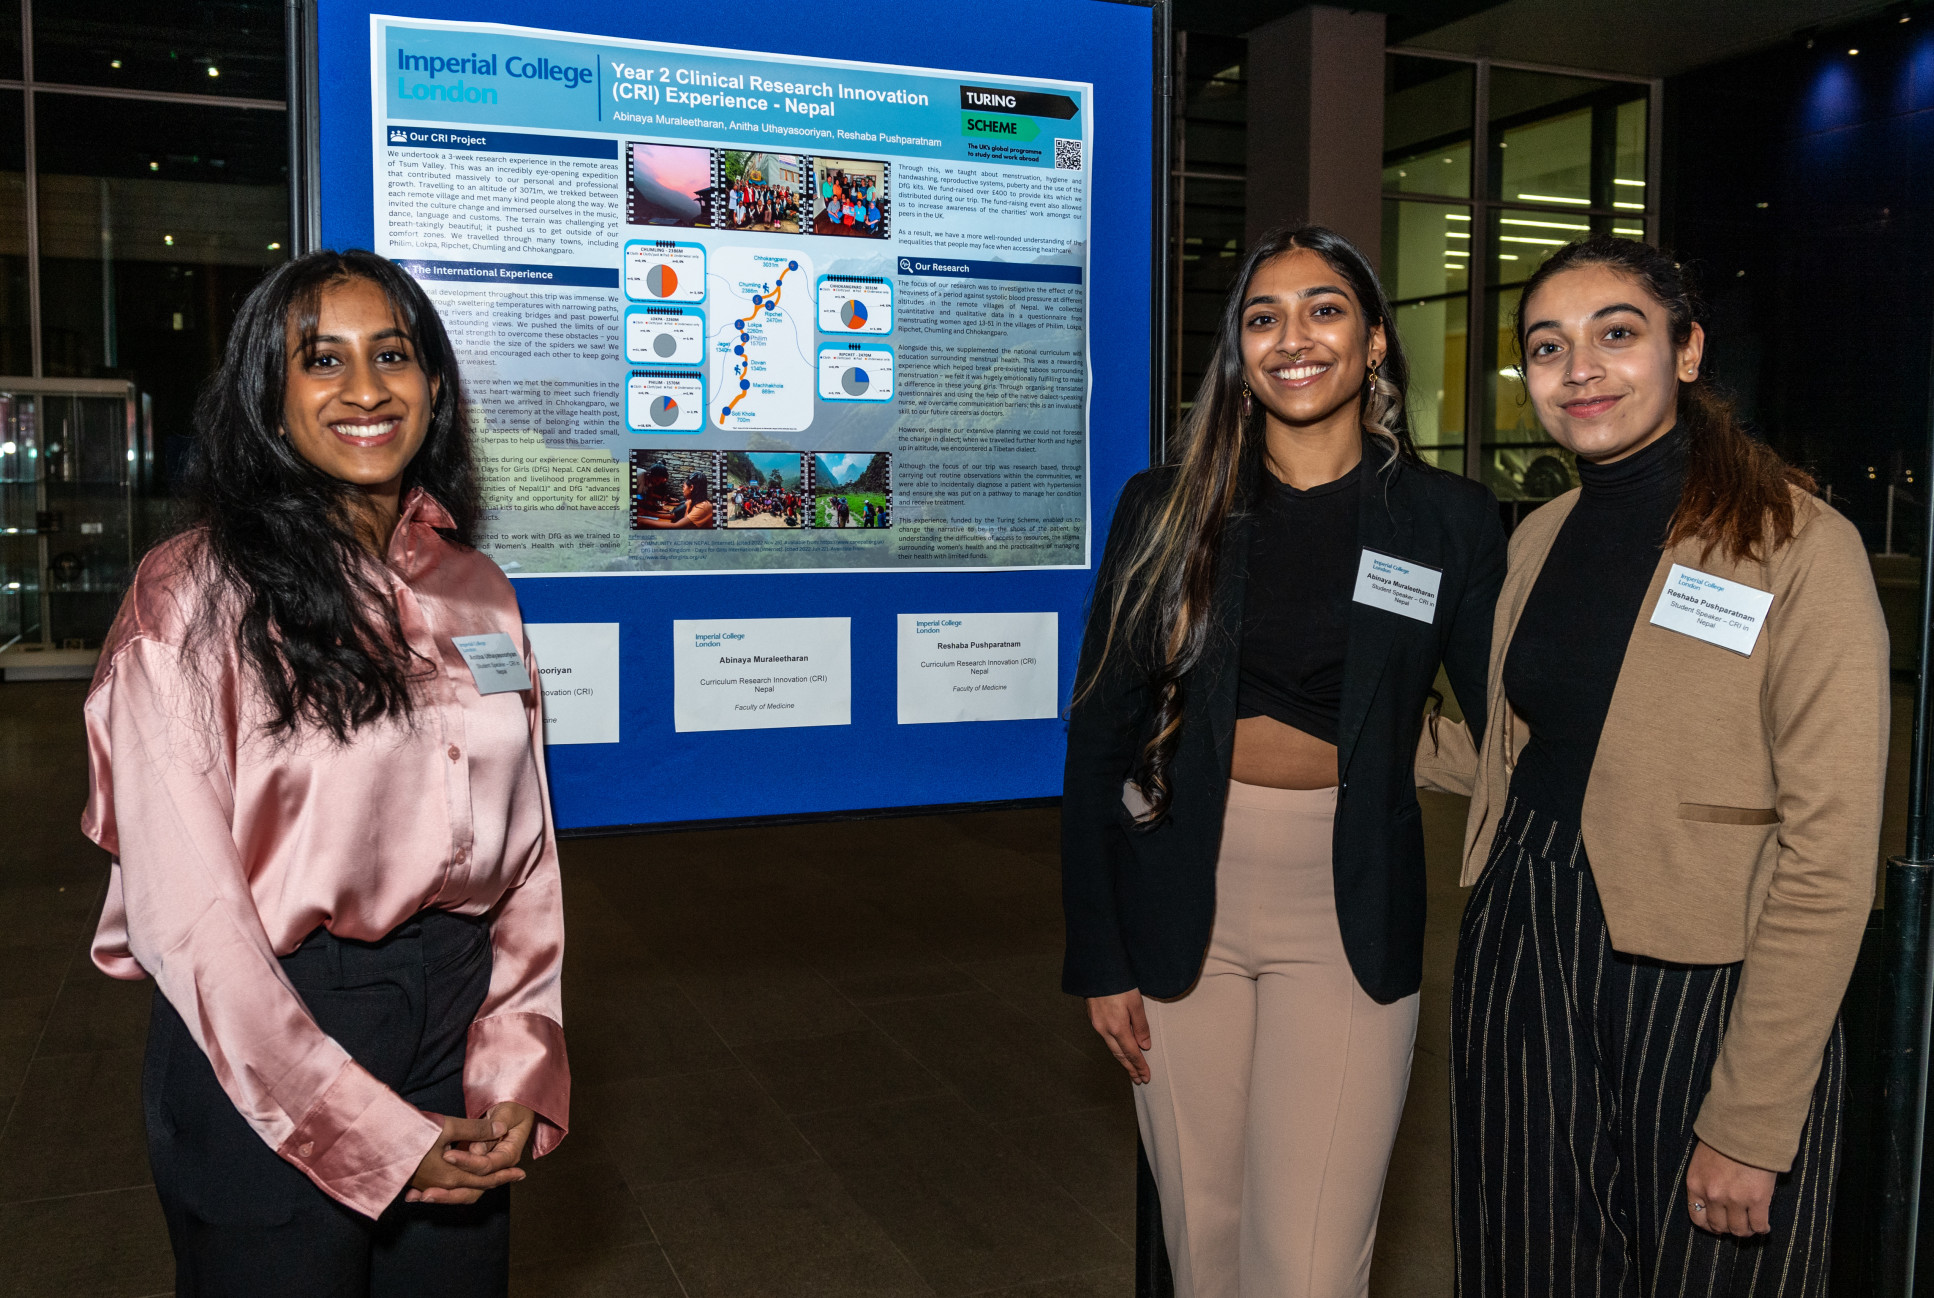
left=452, top=632, right=533, bottom=694
left=1353, top=549, right=1441, bottom=623
left=1648, top=564, right=1773, bottom=656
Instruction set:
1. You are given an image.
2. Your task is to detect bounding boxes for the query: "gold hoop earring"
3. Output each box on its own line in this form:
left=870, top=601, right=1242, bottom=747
left=1242, top=382, right=1253, bottom=418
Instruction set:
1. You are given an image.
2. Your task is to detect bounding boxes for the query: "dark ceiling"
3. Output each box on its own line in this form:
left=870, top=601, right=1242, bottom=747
left=1171, top=0, right=1508, bottom=43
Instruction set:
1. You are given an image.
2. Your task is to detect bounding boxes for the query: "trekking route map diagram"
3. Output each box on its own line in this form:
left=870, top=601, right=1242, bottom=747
left=711, top=247, right=815, bottom=434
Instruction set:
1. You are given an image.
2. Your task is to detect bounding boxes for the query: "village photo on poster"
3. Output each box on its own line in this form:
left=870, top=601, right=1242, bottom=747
left=631, top=449, right=717, bottom=530
left=626, top=142, right=716, bottom=228
left=809, top=157, right=888, bottom=238
left=721, top=452, right=808, bottom=528
left=813, top=453, right=891, bottom=528
left=719, top=151, right=804, bottom=234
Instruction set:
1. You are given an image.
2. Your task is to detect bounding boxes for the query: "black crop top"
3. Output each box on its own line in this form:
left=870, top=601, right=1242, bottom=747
left=1235, top=459, right=1363, bottom=745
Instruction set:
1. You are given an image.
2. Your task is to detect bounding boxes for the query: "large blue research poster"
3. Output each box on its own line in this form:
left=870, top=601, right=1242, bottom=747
left=315, top=1, right=1157, bottom=828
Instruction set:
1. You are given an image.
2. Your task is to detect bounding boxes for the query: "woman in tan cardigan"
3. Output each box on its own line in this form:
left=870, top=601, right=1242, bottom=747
left=1436, top=236, right=1888, bottom=1295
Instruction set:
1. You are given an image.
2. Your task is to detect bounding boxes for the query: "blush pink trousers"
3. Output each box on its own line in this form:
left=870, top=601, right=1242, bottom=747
left=1134, top=780, right=1419, bottom=1298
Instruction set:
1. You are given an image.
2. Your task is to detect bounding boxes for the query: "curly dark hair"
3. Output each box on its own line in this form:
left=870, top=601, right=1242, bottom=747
left=176, top=248, right=482, bottom=742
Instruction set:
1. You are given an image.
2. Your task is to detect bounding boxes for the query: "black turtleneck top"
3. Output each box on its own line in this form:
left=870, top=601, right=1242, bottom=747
left=1503, top=426, right=1686, bottom=824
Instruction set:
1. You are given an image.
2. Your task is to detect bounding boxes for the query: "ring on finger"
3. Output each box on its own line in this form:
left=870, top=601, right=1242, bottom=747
left=1691, top=1202, right=1706, bottom=1212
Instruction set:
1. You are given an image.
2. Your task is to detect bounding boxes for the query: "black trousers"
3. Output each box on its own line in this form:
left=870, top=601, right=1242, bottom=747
left=144, top=910, right=510, bottom=1297
left=1451, top=797, right=1843, bottom=1298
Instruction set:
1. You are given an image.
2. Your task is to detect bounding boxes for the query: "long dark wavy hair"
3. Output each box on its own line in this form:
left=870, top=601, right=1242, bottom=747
left=1513, top=235, right=1814, bottom=562
left=177, top=248, right=481, bottom=742
left=1081, top=225, right=1421, bottom=823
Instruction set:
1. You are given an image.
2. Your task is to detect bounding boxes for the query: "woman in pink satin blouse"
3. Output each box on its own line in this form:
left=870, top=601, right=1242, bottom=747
left=82, top=249, right=568, bottom=1294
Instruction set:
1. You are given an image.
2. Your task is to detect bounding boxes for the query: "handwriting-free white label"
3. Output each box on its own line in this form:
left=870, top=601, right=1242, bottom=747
left=524, top=623, right=620, bottom=745
left=897, top=612, right=1057, bottom=724
left=673, top=617, right=850, bottom=732
left=1353, top=549, right=1442, bottom=623
left=1649, top=564, right=1773, bottom=656
left=451, top=632, right=531, bottom=695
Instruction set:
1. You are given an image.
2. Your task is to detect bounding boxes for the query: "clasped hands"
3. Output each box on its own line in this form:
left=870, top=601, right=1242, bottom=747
left=406, top=1101, right=536, bottom=1205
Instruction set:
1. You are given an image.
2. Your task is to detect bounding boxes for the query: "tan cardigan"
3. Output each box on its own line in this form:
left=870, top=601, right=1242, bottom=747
left=1420, top=487, right=1889, bottom=1172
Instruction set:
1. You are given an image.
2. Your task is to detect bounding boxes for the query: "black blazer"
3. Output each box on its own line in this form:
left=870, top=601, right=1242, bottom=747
left=1061, top=452, right=1505, bottom=1004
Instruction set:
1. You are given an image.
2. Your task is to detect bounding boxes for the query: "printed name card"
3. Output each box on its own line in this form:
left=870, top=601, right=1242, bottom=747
left=1648, top=564, right=1773, bottom=656
left=452, top=632, right=532, bottom=694
left=1353, top=549, right=1441, bottom=623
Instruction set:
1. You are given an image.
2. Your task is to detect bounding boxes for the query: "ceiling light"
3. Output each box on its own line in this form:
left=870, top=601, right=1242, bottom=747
left=1848, top=47, right=1860, bottom=55
left=1498, top=254, right=1519, bottom=261
left=267, top=241, right=281, bottom=250
left=1445, top=212, right=1471, bottom=221
left=1516, top=193, right=1590, bottom=205
left=1500, top=235, right=1567, bottom=246
left=1501, top=218, right=1589, bottom=231
left=1446, top=230, right=1470, bottom=239
left=208, top=66, right=220, bottom=76
left=1614, top=202, right=1645, bottom=210
left=0, top=441, right=13, bottom=454
left=1614, top=178, right=1646, bottom=187
left=110, top=59, right=122, bottom=69
left=1756, top=201, right=1769, bottom=209
left=163, top=234, right=174, bottom=245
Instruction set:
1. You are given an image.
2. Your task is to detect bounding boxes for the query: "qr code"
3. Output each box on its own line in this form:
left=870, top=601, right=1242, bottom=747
left=1054, top=138, right=1083, bottom=170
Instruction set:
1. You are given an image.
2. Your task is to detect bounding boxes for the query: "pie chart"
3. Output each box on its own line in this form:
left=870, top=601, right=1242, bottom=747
left=649, top=395, right=680, bottom=426
left=652, top=331, right=678, bottom=358
left=841, top=366, right=870, bottom=396
left=645, top=263, right=678, bottom=297
left=840, top=298, right=868, bottom=328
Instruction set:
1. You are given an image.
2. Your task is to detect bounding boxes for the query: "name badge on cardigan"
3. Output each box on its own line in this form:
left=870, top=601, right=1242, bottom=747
left=1649, top=564, right=1773, bottom=656
left=452, top=632, right=533, bottom=694
left=1353, top=549, right=1441, bottom=623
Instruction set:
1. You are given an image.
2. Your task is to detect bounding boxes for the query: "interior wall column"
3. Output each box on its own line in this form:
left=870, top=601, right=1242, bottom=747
left=1243, top=5, right=1387, bottom=265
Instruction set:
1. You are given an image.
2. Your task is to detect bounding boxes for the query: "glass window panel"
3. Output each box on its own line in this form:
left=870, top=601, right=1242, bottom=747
left=1497, top=106, right=1593, bottom=207
left=34, top=0, right=284, bottom=100
left=1382, top=199, right=1470, bottom=300
left=0, top=0, right=21, bottom=80
left=0, top=90, right=30, bottom=376
left=37, top=92, right=287, bottom=486
left=1394, top=295, right=1466, bottom=469
left=1613, top=98, right=1649, bottom=211
left=1480, top=283, right=1575, bottom=502
left=1491, top=206, right=1591, bottom=287
left=1384, top=56, right=1472, bottom=198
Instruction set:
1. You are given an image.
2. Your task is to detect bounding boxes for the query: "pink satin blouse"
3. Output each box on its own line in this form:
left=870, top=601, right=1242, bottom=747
left=81, top=489, right=568, bottom=1220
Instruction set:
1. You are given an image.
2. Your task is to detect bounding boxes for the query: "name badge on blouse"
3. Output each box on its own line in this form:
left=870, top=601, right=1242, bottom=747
left=1648, top=564, right=1774, bottom=656
left=1353, top=549, right=1441, bottom=623
left=452, top=632, right=533, bottom=695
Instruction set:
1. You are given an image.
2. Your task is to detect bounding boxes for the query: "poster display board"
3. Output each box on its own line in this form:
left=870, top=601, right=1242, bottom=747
left=316, top=0, right=1156, bottom=827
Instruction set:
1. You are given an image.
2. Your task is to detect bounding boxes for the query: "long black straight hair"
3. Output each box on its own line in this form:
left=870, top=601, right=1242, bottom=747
left=1079, top=224, right=1420, bottom=822
left=177, top=248, right=482, bottom=742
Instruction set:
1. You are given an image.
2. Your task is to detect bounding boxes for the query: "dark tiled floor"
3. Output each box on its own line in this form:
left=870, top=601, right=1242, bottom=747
left=3, top=676, right=1912, bottom=1296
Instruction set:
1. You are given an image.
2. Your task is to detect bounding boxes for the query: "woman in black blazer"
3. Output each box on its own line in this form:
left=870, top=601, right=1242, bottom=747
left=1062, top=226, right=1504, bottom=1297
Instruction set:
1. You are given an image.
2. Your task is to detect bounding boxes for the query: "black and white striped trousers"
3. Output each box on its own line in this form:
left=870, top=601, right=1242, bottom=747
left=1450, top=797, right=1843, bottom=1298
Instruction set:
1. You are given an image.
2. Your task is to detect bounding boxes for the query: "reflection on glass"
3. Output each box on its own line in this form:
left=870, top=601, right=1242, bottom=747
left=1613, top=99, right=1648, bottom=211
left=37, top=93, right=287, bottom=481
left=1395, top=296, right=1466, bottom=470
left=1381, top=200, right=1471, bottom=300
left=34, top=0, right=285, bottom=100
left=1491, top=207, right=1590, bottom=286
left=1497, top=107, right=1592, bottom=207
left=0, top=91, right=28, bottom=376
left=1383, top=56, right=1473, bottom=198
left=1380, top=199, right=1471, bottom=471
